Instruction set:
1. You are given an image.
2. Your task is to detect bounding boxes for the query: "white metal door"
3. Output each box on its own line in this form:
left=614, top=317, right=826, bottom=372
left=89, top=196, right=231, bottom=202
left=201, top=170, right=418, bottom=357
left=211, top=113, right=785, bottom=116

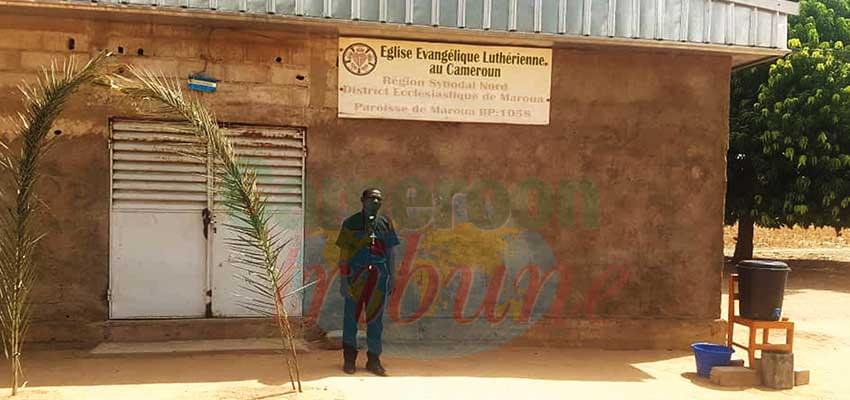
left=109, top=121, right=208, bottom=318
left=210, top=126, right=305, bottom=317
left=109, top=121, right=305, bottom=319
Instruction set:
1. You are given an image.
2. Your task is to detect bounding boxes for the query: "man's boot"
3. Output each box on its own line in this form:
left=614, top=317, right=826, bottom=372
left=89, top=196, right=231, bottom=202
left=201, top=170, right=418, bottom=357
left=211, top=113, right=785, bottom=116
left=365, top=351, right=387, bottom=376
left=342, top=344, right=357, bottom=374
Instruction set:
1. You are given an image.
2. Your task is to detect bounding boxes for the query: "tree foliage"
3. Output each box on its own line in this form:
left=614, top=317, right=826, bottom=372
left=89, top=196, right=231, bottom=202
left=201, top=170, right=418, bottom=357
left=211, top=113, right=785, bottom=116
left=756, top=40, right=850, bottom=228
left=728, top=0, right=850, bottom=257
left=790, top=0, right=850, bottom=44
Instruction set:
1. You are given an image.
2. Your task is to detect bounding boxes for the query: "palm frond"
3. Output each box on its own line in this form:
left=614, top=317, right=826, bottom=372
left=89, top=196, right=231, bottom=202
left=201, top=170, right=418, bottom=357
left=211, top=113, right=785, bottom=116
left=0, top=51, right=111, bottom=396
left=108, top=66, right=304, bottom=392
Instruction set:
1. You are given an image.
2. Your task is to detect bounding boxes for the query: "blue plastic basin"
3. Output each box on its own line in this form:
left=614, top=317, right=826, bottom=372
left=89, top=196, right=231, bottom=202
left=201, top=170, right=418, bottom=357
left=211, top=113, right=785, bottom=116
left=691, top=342, right=734, bottom=377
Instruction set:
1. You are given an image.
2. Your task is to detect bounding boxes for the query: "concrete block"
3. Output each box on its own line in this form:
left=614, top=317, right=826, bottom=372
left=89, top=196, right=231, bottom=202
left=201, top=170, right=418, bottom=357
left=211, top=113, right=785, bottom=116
left=794, top=369, right=810, bottom=386
left=101, top=21, right=153, bottom=38
left=20, top=51, right=60, bottom=71
left=25, top=22, right=86, bottom=39
left=41, top=32, right=90, bottom=53
left=0, top=29, right=42, bottom=50
left=728, top=359, right=745, bottom=367
left=224, top=64, right=270, bottom=83
left=0, top=50, right=20, bottom=71
left=106, top=37, right=151, bottom=57
left=128, top=57, right=180, bottom=76
left=244, top=44, right=289, bottom=64
left=152, top=24, right=206, bottom=39
left=209, top=41, right=245, bottom=62
left=177, top=60, right=207, bottom=78
left=0, top=72, right=38, bottom=88
left=288, top=48, right=310, bottom=67
left=200, top=64, right=226, bottom=81
left=35, top=18, right=93, bottom=35
left=153, top=39, right=202, bottom=59
left=58, top=119, right=101, bottom=137
left=270, top=65, right=309, bottom=87
left=709, top=366, right=762, bottom=387
left=217, top=84, right=309, bottom=106
left=225, top=30, right=305, bottom=46
left=324, top=49, right=340, bottom=63
left=323, top=88, right=338, bottom=109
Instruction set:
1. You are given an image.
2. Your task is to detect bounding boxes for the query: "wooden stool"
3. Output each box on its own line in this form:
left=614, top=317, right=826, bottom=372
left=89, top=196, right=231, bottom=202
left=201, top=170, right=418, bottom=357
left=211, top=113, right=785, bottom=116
left=727, top=273, right=794, bottom=367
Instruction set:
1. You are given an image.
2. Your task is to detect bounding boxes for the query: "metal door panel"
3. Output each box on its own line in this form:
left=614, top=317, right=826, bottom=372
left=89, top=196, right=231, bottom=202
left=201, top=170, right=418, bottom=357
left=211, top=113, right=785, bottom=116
left=110, top=211, right=207, bottom=318
left=210, top=210, right=304, bottom=317
left=210, top=125, right=305, bottom=317
left=109, top=120, right=208, bottom=318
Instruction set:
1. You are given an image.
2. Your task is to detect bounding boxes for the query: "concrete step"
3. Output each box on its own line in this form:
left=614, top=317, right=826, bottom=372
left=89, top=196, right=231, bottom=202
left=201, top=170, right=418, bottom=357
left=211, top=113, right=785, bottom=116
left=90, top=338, right=309, bottom=355
left=103, top=317, right=298, bottom=342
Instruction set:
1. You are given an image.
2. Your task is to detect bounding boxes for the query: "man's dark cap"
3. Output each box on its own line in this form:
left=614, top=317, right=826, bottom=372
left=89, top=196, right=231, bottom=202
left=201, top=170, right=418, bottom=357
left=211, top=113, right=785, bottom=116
left=361, top=188, right=383, bottom=200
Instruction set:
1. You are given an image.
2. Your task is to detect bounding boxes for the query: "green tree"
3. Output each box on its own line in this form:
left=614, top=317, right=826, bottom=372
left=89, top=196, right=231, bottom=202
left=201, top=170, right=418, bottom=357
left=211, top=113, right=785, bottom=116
left=728, top=0, right=850, bottom=259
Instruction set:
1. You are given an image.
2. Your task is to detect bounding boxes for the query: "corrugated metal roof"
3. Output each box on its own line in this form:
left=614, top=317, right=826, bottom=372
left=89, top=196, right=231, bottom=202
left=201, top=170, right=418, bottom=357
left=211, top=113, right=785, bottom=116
left=22, top=0, right=799, bottom=50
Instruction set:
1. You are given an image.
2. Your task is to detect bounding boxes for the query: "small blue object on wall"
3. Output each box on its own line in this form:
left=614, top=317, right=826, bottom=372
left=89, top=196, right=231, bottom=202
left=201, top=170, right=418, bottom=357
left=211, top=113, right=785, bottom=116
left=188, top=74, right=218, bottom=93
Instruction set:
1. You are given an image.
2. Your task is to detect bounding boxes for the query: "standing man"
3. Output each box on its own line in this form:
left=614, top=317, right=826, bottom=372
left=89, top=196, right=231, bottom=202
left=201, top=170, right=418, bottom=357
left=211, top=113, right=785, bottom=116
left=336, top=188, right=400, bottom=376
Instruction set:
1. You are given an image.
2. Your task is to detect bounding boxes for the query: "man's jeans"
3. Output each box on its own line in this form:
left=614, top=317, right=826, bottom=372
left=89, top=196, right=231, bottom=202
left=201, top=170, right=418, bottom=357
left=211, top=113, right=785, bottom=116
left=342, top=263, right=389, bottom=355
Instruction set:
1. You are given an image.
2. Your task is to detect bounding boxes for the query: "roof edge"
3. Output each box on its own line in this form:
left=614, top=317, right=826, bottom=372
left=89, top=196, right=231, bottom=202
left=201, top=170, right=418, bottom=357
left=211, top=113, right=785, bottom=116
left=0, top=0, right=791, bottom=66
left=728, top=0, right=800, bottom=15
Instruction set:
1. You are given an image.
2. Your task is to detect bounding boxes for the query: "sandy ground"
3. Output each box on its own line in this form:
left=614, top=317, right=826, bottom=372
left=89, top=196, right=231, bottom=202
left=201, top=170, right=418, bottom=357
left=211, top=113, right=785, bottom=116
left=0, top=234, right=848, bottom=399
left=723, top=225, right=848, bottom=251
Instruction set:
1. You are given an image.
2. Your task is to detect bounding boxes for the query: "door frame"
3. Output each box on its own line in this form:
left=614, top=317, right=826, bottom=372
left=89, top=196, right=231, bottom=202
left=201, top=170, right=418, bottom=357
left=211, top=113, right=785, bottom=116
left=107, top=117, right=307, bottom=320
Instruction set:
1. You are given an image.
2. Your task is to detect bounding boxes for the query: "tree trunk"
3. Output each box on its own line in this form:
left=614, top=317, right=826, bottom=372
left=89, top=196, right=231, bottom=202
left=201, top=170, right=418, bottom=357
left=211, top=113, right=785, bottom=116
left=734, top=215, right=755, bottom=261
left=11, top=354, right=19, bottom=396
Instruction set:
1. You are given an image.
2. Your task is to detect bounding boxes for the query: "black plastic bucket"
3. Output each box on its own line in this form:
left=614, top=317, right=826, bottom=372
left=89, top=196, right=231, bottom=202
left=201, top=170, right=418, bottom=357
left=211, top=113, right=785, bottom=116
left=736, top=260, right=790, bottom=321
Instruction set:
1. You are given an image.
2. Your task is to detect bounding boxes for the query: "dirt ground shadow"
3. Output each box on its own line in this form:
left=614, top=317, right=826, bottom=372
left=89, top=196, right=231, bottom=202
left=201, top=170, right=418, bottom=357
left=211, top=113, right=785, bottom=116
left=0, top=346, right=684, bottom=388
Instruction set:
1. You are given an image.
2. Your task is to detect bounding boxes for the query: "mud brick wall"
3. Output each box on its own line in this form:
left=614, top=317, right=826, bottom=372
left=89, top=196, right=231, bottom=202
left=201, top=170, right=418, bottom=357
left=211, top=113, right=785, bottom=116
left=0, top=9, right=728, bottom=349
